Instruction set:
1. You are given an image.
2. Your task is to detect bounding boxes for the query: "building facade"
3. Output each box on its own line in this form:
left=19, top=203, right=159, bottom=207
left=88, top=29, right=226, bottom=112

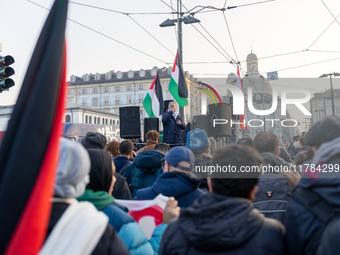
left=309, top=88, right=340, bottom=127
left=67, top=67, right=205, bottom=132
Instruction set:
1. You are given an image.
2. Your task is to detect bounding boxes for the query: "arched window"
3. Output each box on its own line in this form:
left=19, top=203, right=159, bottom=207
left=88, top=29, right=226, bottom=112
left=89, top=116, right=92, bottom=124
left=110, top=119, right=112, bottom=125
left=102, top=118, right=104, bottom=124
left=113, top=120, right=116, bottom=125
left=85, top=115, right=88, bottom=123
left=65, top=115, right=71, bottom=123
left=94, top=117, right=97, bottom=124
left=106, top=119, right=108, bottom=125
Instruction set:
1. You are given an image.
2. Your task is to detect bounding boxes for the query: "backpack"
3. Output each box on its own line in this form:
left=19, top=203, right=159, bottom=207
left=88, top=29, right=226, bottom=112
left=290, top=186, right=339, bottom=254
left=253, top=172, right=291, bottom=223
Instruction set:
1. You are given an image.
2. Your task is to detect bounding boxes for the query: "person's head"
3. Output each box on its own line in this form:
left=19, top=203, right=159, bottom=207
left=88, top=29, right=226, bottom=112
left=236, top=137, right=253, bottom=147
left=278, top=146, right=293, bottom=163
left=295, top=150, right=308, bottom=165
left=106, top=141, right=120, bottom=156
left=304, top=116, right=340, bottom=152
left=118, top=140, right=134, bottom=157
left=208, top=137, right=217, bottom=155
left=284, top=141, right=290, bottom=148
left=145, top=130, right=159, bottom=143
left=253, top=132, right=279, bottom=155
left=293, top=142, right=301, bottom=149
left=279, top=142, right=285, bottom=148
left=87, top=149, right=116, bottom=195
left=154, top=143, right=170, bottom=155
left=168, top=102, right=176, bottom=112
left=55, top=138, right=90, bottom=198
left=163, top=146, right=195, bottom=173
left=82, top=132, right=107, bottom=150
left=187, top=128, right=210, bottom=155
left=209, top=144, right=263, bottom=201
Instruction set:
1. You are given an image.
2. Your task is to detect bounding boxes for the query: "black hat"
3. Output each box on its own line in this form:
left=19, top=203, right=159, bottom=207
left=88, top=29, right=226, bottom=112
left=304, top=116, right=340, bottom=148
left=82, top=132, right=107, bottom=150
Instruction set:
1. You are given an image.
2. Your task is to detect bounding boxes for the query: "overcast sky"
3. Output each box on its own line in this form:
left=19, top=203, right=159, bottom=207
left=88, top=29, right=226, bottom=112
left=1, top=0, right=340, bottom=113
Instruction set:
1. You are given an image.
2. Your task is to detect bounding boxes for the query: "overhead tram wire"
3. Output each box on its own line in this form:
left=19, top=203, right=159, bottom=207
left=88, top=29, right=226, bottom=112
left=307, top=13, right=340, bottom=49
left=27, top=0, right=171, bottom=66
left=169, top=0, right=178, bottom=46
left=222, top=11, right=238, bottom=62
left=69, top=1, right=176, bottom=15
left=321, top=0, right=340, bottom=27
left=67, top=1, right=176, bottom=57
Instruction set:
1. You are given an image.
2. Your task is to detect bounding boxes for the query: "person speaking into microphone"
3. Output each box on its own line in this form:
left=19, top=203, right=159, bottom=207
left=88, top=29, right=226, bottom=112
left=162, top=102, right=185, bottom=145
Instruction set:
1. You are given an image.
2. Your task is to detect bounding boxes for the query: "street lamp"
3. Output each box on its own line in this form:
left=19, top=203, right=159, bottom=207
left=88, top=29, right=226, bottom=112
left=319, top=72, right=340, bottom=116
left=160, top=0, right=200, bottom=119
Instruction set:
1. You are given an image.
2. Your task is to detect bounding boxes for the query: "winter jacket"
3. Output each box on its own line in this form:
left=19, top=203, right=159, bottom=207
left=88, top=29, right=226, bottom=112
left=260, top=152, right=300, bottom=189
left=137, top=140, right=158, bottom=154
left=102, top=202, right=167, bottom=255
left=112, top=173, right=131, bottom=200
left=114, top=156, right=131, bottom=174
left=285, top=137, right=340, bottom=255
left=123, top=150, right=164, bottom=198
left=159, top=193, right=285, bottom=255
left=134, top=171, right=205, bottom=208
left=162, top=110, right=185, bottom=144
left=292, top=147, right=301, bottom=157
left=47, top=202, right=129, bottom=255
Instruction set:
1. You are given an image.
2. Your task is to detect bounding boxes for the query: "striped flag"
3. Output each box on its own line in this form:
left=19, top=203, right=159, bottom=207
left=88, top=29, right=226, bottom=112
left=236, top=67, right=248, bottom=131
left=169, top=52, right=188, bottom=108
left=0, top=0, right=68, bottom=254
left=143, top=72, right=164, bottom=118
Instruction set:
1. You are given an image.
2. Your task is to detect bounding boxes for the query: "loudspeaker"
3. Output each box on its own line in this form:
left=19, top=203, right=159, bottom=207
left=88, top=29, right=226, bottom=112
left=208, top=104, right=232, bottom=137
left=192, top=115, right=209, bottom=134
left=119, top=106, right=141, bottom=139
left=163, top=100, right=174, bottom=113
left=144, top=118, right=159, bottom=142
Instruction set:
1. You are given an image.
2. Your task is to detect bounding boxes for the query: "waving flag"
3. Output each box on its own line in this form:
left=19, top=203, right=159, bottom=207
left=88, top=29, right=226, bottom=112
left=0, top=0, right=68, bottom=254
left=115, top=194, right=169, bottom=239
left=143, top=72, right=164, bottom=118
left=169, top=52, right=188, bottom=108
left=236, top=67, right=248, bottom=131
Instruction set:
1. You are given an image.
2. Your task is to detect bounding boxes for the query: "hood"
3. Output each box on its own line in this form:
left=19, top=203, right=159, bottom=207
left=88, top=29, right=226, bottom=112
left=298, top=136, right=340, bottom=206
left=134, top=150, right=164, bottom=172
left=260, top=152, right=287, bottom=167
left=152, top=172, right=200, bottom=197
left=179, top=193, right=264, bottom=252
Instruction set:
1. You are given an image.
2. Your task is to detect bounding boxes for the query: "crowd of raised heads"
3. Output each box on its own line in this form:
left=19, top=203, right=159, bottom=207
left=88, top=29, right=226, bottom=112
left=46, top=115, right=340, bottom=255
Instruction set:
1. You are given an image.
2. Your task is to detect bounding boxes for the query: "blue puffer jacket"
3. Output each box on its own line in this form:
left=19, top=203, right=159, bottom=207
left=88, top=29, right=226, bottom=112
left=134, top=171, right=205, bottom=208
left=102, top=202, right=167, bottom=255
left=162, top=110, right=185, bottom=144
left=123, top=150, right=164, bottom=198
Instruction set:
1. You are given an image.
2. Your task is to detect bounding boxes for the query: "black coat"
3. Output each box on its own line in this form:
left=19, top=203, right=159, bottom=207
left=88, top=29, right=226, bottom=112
left=162, top=110, right=185, bottom=144
left=47, top=202, right=129, bottom=255
left=159, top=193, right=285, bottom=255
left=112, top=173, right=131, bottom=200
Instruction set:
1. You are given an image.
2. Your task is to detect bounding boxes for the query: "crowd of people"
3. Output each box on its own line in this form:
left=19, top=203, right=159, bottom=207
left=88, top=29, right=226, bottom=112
left=42, top=115, right=340, bottom=254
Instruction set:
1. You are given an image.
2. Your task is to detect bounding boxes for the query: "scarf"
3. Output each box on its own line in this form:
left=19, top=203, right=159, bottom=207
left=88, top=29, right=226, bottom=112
left=77, top=189, right=114, bottom=211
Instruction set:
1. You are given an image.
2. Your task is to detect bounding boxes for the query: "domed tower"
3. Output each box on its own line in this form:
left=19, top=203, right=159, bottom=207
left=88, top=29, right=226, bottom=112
left=242, top=52, right=272, bottom=96
left=246, top=52, right=259, bottom=74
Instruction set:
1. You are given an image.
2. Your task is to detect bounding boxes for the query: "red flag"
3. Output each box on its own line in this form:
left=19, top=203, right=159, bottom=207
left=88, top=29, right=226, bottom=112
left=236, top=67, right=248, bottom=131
left=0, top=0, right=68, bottom=254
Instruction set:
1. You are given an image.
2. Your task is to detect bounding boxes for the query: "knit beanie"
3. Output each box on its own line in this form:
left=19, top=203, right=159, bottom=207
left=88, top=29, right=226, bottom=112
left=186, top=128, right=209, bottom=151
left=55, top=137, right=90, bottom=198
left=82, top=132, right=107, bottom=150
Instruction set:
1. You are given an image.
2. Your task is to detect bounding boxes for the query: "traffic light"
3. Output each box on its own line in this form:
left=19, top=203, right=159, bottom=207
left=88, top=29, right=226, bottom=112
left=0, top=55, right=15, bottom=93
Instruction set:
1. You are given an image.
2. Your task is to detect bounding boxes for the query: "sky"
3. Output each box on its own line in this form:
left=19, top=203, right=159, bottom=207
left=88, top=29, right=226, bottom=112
left=1, top=0, right=340, bottom=125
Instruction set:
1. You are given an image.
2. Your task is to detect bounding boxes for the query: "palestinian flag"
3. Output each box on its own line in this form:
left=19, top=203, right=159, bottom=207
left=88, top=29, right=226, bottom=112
left=143, top=72, right=164, bottom=118
left=169, top=52, right=188, bottom=108
left=0, top=0, right=68, bottom=254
